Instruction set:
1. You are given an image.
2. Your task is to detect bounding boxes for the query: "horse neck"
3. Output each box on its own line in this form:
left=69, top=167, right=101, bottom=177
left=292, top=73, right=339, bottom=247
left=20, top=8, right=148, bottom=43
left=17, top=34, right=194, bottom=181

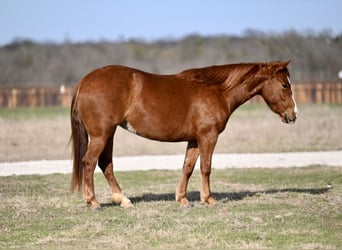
left=220, top=65, right=267, bottom=113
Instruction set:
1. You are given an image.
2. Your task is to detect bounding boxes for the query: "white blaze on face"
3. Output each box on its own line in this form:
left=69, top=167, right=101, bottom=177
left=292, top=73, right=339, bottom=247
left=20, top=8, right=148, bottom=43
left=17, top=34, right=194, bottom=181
left=292, top=96, right=298, bottom=116
left=287, top=76, right=291, bottom=84
left=287, top=75, right=298, bottom=116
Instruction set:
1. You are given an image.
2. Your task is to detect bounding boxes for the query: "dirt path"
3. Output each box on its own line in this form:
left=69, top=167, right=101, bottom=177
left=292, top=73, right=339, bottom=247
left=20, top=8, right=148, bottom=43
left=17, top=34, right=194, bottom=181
left=0, top=151, right=341, bottom=176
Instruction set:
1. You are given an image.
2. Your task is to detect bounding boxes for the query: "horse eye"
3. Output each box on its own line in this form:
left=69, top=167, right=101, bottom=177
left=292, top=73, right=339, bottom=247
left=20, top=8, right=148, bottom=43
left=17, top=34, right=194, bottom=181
left=282, top=82, right=290, bottom=89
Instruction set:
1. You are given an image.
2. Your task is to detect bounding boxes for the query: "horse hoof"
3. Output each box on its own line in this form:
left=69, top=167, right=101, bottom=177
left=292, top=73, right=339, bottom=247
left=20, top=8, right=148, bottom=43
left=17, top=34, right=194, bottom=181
left=180, top=203, right=193, bottom=209
left=121, top=201, right=133, bottom=209
left=203, top=197, right=218, bottom=207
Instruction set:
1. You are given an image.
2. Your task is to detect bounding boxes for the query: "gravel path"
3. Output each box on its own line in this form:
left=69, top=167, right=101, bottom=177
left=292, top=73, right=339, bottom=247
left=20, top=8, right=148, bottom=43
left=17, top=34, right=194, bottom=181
left=0, top=151, right=341, bottom=176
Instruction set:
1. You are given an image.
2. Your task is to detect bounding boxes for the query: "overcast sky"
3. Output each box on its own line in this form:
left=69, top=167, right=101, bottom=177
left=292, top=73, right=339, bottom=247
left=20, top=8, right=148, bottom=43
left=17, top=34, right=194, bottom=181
left=1, top=0, right=341, bottom=45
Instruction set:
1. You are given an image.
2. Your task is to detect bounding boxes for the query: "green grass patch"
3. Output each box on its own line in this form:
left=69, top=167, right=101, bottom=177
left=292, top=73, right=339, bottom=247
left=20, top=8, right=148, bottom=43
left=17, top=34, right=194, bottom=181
left=0, top=106, right=69, bottom=120
left=0, top=166, right=341, bottom=249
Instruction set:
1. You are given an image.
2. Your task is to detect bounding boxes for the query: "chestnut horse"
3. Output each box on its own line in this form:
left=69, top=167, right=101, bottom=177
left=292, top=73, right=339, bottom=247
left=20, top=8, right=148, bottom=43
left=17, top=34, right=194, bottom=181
left=70, top=61, right=298, bottom=209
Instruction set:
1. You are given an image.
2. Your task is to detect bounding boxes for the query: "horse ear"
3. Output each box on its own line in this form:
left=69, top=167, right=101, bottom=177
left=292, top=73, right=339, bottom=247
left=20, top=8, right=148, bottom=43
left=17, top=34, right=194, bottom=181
left=274, top=61, right=291, bottom=73
left=283, top=60, right=291, bottom=67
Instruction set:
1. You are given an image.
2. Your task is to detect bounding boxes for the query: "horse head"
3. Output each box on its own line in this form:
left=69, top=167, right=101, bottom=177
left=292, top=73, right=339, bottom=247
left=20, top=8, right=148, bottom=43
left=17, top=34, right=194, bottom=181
left=260, top=61, right=298, bottom=124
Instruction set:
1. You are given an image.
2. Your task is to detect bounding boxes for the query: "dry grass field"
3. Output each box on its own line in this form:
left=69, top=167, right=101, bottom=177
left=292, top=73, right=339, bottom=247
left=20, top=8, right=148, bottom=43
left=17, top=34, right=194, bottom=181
left=0, top=104, right=341, bottom=162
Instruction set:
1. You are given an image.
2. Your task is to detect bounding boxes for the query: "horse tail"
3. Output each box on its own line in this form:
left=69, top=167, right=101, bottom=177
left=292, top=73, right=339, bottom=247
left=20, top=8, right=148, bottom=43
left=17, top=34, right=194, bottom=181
left=70, top=84, right=88, bottom=193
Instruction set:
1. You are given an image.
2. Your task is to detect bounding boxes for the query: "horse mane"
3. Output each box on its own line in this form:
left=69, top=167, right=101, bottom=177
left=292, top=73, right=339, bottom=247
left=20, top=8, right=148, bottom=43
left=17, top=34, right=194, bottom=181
left=177, top=63, right=267, bottom=90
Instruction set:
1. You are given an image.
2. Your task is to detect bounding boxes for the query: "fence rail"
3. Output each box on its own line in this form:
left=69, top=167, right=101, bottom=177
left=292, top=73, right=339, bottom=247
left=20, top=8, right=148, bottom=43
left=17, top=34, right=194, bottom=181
left=0, top=83, right=342, bottom=108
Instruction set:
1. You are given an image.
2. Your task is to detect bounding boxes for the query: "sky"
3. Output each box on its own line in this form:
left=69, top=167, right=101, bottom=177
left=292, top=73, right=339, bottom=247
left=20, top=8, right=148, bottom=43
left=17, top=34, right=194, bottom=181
left=1, top=0, right=341, bottom=45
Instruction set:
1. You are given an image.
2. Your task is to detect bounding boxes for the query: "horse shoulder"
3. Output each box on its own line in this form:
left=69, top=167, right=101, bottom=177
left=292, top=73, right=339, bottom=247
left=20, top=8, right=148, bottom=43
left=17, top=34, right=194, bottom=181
left=189, top=87, right=229, bottom=131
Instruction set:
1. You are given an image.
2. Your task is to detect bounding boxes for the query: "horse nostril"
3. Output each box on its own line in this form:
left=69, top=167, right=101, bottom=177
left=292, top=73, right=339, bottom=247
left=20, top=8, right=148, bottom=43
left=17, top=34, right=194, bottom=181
left=285, top=114, right=290, bottom=123
left=292, top=113, right=297, bottom=123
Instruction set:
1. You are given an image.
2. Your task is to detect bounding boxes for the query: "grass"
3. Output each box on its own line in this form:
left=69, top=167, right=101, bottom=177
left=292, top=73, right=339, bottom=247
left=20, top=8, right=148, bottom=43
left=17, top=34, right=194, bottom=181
left=0, top=166, right=341, bottom=249
left=0, top=106, right=69, bottom=120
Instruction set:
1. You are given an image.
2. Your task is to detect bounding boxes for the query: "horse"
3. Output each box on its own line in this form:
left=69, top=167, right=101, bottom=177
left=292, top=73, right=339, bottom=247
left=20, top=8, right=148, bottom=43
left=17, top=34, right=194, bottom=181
left=70, top=61, right=298, bottom=210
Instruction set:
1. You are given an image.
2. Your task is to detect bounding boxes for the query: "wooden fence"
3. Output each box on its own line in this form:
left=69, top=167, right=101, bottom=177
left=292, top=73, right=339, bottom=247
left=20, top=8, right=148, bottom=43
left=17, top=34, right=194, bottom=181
left=0, top=83, right=342, bottom=108
left=293, top=83, right=342, bottom=104
left=0, top=85, right=72, bottom=108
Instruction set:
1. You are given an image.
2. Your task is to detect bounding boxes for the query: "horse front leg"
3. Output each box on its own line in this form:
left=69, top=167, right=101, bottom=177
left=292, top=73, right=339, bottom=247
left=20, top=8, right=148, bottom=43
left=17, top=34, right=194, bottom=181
left=176, top=141, right=199, bottom=207
left=198, top=132, right=218, bottom=206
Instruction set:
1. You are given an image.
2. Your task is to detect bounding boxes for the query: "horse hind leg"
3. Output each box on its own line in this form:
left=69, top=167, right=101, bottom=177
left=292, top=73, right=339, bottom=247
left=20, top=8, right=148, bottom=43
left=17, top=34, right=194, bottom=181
left=98, top=131, right=132, bottom=208
left=82, top=136, right=108, bottom=210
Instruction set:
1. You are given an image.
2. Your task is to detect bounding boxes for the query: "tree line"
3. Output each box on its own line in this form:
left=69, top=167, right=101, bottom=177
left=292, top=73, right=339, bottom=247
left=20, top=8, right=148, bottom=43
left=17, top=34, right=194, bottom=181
left=1, top=30, right=341, bottom=87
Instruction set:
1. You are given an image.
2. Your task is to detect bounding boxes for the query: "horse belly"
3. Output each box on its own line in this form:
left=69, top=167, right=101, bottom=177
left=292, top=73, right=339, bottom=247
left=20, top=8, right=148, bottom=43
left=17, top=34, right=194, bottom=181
left=123, top=102, right=193, bottom=142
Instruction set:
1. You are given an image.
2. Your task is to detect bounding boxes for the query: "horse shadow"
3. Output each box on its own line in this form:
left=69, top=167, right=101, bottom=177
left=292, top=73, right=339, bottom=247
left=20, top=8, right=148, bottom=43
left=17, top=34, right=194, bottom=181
left=102, top=187, right=331, bottom=207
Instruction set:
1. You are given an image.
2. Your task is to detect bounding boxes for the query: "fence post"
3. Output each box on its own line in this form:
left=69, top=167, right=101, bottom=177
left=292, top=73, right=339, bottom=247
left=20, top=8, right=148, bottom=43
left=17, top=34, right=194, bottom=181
left=338, top=83, right=342, bottom=103
left=59, top=85, right=71, bottom=107
left=28, top=88, right=37, bottom=107
left=316, top=83, right=323, bottom=104
left=8, top=89, right=18, bottom=108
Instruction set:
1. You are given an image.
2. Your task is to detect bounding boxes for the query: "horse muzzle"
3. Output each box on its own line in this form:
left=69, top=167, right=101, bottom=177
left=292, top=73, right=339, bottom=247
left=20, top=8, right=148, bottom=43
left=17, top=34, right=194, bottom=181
left=282, top=112, right=297, bottom=124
